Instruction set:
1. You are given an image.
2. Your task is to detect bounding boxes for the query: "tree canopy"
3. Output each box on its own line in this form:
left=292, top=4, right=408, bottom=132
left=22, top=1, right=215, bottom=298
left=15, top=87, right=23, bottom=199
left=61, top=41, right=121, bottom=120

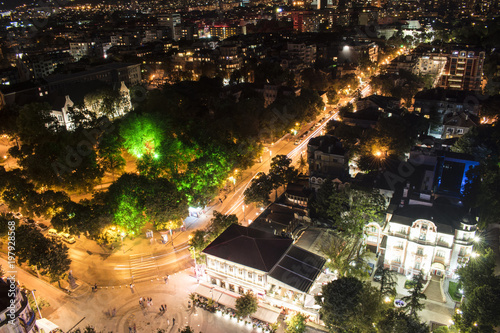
left=235, top=291, right=258, bottom=318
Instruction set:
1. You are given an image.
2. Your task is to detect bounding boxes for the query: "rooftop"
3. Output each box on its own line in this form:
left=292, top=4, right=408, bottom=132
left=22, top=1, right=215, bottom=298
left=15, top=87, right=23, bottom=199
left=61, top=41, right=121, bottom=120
left=389, top=201, right=474, bottom=235
left=269, top=245, right=325, bottom=293
left=202, top=224, right=293, bottom=272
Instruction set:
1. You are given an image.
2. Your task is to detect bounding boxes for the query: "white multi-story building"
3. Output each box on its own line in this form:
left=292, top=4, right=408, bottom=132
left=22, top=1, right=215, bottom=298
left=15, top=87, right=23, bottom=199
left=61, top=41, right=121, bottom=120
left=366, top=202, right=477, bottom=278
left=414, top=54, right=447, bottom=76
left=200, top=224, right=326, bottom=322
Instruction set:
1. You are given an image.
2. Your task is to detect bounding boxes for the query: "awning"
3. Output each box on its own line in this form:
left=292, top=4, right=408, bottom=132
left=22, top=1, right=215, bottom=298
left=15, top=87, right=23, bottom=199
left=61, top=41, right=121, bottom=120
left=194, top=284, right=237, bottom=308
left=251, top=307, right=280, bottom=323
left=36, top=318, right=59, bottom=333
left=216, top=293, right=237, bottom=308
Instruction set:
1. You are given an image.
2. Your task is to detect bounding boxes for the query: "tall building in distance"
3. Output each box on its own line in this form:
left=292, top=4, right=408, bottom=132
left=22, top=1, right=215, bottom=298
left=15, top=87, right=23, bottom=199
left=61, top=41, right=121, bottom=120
left=438, top=47, right=485, bottom=91
left=158, top=13, right=182, bottom=41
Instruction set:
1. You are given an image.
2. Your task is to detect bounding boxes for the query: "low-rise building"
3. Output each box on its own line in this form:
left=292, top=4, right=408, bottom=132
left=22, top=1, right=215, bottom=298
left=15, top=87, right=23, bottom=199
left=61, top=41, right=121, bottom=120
left=308, top=135, right=349, bottom=189
left=201, top=224, right=326, bottom=322
left=441, top=112, right=478, bottom=139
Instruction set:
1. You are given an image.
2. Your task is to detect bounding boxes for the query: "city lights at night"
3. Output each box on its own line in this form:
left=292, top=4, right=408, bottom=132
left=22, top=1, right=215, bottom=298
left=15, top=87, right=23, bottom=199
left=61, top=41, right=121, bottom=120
left=0, top=0, right=499, bottom=332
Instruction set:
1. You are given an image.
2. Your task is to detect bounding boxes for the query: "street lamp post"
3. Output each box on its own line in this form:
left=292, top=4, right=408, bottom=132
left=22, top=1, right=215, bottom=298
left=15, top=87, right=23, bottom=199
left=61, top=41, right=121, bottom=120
left=31, top=290, right=42, bottom=319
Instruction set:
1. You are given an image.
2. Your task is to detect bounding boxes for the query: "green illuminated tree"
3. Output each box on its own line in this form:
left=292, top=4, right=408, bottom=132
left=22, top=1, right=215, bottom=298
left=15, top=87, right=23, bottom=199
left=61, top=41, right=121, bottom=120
left=113, top=194, right=146, bottom=233
left=120, top=113, right=165, bottom=158
left=136, top=152, right=163, bottom=179
left=179, top=147, right=231, bottom=206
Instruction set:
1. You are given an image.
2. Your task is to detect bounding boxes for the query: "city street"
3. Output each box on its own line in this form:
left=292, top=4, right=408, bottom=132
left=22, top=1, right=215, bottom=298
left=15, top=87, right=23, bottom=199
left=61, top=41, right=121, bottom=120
left=2, top=256, right=289, bottom=333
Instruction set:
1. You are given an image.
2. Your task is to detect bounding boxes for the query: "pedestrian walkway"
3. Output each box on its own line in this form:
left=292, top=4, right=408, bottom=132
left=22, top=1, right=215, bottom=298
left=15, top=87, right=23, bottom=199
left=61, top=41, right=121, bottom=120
left=424, top=276, right=445, bottom=303
left=129, top=253, right=160, bottom=284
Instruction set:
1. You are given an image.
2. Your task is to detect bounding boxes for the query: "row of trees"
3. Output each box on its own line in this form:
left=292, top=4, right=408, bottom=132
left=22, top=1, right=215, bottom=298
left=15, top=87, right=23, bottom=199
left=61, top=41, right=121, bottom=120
left=243, top=155, right=299, bottom=207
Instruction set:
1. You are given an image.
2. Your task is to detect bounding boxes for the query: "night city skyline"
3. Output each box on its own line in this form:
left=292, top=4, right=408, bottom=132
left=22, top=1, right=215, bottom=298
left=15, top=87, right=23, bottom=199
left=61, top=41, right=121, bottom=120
left=0, top=0, right=499, bottom=332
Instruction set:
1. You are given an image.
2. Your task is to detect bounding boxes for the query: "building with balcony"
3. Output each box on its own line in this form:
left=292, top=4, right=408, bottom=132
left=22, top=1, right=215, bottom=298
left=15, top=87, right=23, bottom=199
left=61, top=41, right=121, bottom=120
left=438, top=47, right=485, bottom=92
left=366, top=200, right=477, bottom=278
left=0, top=278, right=38, bottom=333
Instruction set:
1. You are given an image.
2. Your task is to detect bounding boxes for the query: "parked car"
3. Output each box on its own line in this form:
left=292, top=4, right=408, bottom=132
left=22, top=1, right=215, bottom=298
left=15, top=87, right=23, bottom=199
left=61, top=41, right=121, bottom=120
left=294, top=139, right=301, bottom=145
left=47, top=229, right=60, bottom=238
left=373, top=267, right=383, bottom=282
left=58, top=232, right=76, bottom=244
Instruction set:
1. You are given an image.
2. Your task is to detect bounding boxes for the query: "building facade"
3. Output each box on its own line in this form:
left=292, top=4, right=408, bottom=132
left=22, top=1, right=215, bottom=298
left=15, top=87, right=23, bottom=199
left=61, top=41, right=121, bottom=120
left=307, top=134, right=349, bottom=189
left=201, top=224, right=326, bottom=321
left=366, top=203, right=477, bottom=278
left=0, top=279, right=38, bottom=333
left=438, top=48, right=485, bottom=91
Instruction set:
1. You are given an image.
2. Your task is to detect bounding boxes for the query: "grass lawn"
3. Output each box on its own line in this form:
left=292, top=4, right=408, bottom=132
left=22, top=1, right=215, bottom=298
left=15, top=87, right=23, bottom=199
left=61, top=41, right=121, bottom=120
left=448, top=281, right=462, bottom=302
